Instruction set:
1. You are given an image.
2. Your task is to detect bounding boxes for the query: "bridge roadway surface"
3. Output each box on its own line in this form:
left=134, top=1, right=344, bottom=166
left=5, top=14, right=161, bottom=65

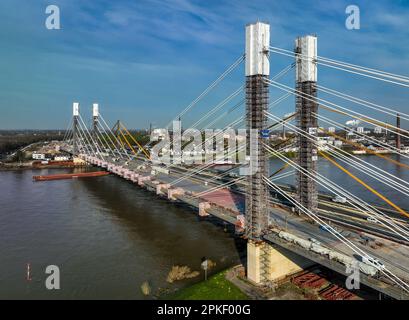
left=166, top=164, right=409, bottom=244
left=83, top=154, right=409, bottom=299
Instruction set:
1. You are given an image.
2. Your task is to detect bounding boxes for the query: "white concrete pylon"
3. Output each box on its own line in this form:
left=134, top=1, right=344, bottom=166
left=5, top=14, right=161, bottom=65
left=73, top=102, right=80, bottom=116
left=295, top=35, right=317, bottom=82
left=245, top=22, right=270, bottom=76
left=93, top=103, right=99, bottom=117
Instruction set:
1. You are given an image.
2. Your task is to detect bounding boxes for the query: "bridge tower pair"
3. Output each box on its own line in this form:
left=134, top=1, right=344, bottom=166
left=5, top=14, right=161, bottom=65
left=245, top=22, right=318, bottom=284
left=71, top=102, right=100, bottom=156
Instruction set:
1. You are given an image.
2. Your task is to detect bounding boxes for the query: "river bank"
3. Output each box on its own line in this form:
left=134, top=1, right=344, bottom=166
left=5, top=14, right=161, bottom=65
left=165, top=268, right=249, bottom=300
left=164, top=266, right=308, bottom=300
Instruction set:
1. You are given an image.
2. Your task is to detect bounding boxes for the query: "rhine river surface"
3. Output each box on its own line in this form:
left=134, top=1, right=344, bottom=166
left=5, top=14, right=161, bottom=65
left=0, top=168, right=244, bottom=299
left=0, top=155, right=408, bottom=299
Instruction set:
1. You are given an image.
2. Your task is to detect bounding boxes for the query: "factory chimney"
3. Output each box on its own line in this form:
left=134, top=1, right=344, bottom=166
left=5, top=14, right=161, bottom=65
left=396, top=113, right=401, bottom=151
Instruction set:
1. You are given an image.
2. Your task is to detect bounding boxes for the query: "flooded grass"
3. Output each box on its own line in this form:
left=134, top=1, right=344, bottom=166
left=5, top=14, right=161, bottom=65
left=166, top=270, right=249, bottom=300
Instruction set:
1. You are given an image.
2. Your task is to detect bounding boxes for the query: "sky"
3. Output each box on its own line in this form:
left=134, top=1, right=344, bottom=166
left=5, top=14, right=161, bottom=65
left=0, top=0, right=408, bottom=130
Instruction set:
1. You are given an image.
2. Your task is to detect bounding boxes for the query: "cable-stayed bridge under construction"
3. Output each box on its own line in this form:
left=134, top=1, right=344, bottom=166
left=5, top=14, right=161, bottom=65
left=60, top=22, right=409, bottom=300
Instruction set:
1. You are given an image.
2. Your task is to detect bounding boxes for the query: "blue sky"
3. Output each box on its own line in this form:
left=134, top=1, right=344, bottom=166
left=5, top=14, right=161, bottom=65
left=0, top=0, right=408, bottom=129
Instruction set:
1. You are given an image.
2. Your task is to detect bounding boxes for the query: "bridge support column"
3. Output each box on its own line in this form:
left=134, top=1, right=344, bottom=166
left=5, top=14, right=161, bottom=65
left=199, top=202, right=211, bottom=217
left=168, top=187, right=185, bottom=200
left=156, top=183, right=170, bottom=195
left=247, top=240, right=263, bottom=283
left=244, top=22, right=270, bottom=241
left=72, top=102, right=80, bottom=155
left=92, top=103, right=99, bottom=142
left=131, top=172, right=139, bottom=182
left=247, top=240, right=314, bottom=284
left=295, top=35, right=318, bottom=214
left=138, top=175, right=151, bottom=186
left=244, top=22, right=270, bottom=284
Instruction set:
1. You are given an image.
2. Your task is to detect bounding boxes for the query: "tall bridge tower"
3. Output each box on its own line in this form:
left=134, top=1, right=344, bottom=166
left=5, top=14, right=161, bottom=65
left=73, top=102, right=80, bottom=155
left=295, top=35, right=318, bottom=214
left=93, top=103, right=99, bottom=141
left=245, top=22, right=270, bottom=241
left=245, top=22, right=271, bottom=284
left=245, top=28, right=313, bottom=285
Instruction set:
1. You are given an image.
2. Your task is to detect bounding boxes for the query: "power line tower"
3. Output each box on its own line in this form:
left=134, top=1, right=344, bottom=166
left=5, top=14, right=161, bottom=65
left=72, top=102, right=80, bottom=155
left=295, top=35, right=318, bottom=214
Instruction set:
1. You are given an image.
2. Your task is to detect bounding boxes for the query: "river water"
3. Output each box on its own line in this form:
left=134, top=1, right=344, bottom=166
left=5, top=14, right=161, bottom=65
left=0, top=155, right=408, bottom=299
left=0, top=168, right=244, bottom=299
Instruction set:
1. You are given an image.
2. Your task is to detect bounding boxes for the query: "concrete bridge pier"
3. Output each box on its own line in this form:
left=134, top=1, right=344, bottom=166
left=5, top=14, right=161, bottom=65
left=247, top=240, right=314, bottom=284
left=138, top=175, right=151, bottom=186
left=199, top=201, right=211, bottom=217
left=168, top=187, right=185, bottom=200
left=156, top=183, right=170, bottom=195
